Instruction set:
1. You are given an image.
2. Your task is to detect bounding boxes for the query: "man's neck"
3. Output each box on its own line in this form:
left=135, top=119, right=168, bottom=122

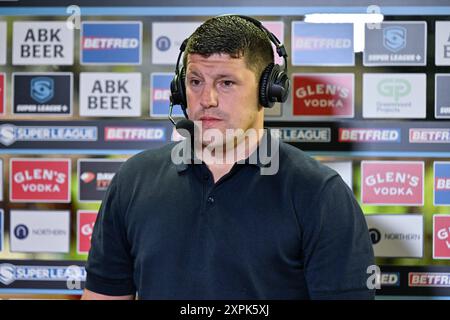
left=195, top=128, right=265, bottom=183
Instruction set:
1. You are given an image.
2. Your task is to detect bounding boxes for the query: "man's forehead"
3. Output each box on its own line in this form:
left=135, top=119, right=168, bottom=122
left=186, top=53, right=245, bottom=65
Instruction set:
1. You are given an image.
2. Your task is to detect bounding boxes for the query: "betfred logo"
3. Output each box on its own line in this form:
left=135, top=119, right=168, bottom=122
left=81, top=21, right=142, bottom=65
left=339, top=128, right=400, bottom=142
left=150, top=73, right=184, bottom=117
left=10, top=158, right=71, bottom=202
left=409, top=273, right=450, bottom=287
left=378, top=272, right=400, bottom=287
left=361, top=161, right=424, bottom=205
left=433, top=215, right=450, bottom=259
left=434, top=162, right=450, bottom=206
left=77, top=210, right=98, bottom=254
left=0, top=73, right=5, bottom=114
left=104, top=127, right=165, bottom=141
left=292, top=74, right=354, bottom=118
left=409, top=128, right=450, bottom=143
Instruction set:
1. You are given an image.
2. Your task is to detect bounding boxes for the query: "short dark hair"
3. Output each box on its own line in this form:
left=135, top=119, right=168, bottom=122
left=183, top=15, right=274, bottom=81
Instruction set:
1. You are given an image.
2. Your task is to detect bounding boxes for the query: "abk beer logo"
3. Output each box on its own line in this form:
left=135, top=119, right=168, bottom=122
left=435, top=74, right=450, bottom=118
left=361, top=161, right=424, bottom=205
left=10, top=158, right=71, bottom=203
left=291, top=22, right=354, bottom=66
left=363, top=73, right=426, bottom=118
left=13, top=21, right=73, bottom=65
left=435, top=21, right=450, bottom=66
left=150, top=73, right=184, bottom=117
left=409, top=128, right=450, bottom=143
left=0, top=210, right=3, bottom=252
left=78, top=159, right=124, bottom=202
left=152, top=22, right=201, bottom=64
left=77, top=210, right=98, bottom=254
left=79, top=73, right=141, bottom=117
left=434, top=162, right=450, bottom=206
left=0, top=22, right=6, bottom=65
left=81, top=21, right=142, bottom=65
left=433, top=215, right=450, bottom=259
left=338, top=128, right=401, bottom=143
left=409, top=272, right=450, bottom=287
left=10, top=210, right=70, bottom=253
left=365, top=214, right=423, bottom=257
left=0, top=73, right=4, bottom=115
left=364, top=21, right=426, bottom=66
left=293, top=74, right=354, bottom=118
left=13, top=73, right=73, bottom=115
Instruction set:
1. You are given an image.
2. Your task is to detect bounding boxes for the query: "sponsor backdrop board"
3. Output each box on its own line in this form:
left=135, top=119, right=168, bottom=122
left=0, top=10, right=448, bottom=300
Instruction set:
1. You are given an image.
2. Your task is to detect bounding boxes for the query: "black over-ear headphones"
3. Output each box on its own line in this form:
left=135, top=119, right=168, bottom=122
left=169, top=14, right=290, bottom=124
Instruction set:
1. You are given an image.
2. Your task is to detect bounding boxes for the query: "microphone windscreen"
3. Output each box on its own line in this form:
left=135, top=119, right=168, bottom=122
left=175, top=119, right=195, bottom=140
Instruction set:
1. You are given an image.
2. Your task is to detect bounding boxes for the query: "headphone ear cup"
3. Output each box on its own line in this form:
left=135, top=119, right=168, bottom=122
left=170, top=67, right=188, bottom=117
left=259, top=63, right=275, bottom=108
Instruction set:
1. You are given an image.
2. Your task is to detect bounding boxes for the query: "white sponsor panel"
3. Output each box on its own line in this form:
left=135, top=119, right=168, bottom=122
left=152, top=22, right=201, bottom=65
left=322, top=161, right=353, bottom=190
left=436, top=21, right=450, bottom=66
left=13, top=21, right=73, bottom=65
left=79, top=73, right=142, bottom=117
left=0, top=22, right=6, bottom=65
left=10, top=210, right=70, bottom=253
left=363, top=73, right=426, bottom=119
left=366, top=214, right=423, bottom=258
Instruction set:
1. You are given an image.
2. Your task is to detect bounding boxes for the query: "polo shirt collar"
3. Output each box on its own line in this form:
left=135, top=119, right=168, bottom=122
left=173, top=128, right=279, bottom=173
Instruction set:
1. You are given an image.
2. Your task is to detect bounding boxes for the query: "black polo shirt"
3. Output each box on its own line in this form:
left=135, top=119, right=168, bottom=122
left=85, top=133, right=375, bottom=299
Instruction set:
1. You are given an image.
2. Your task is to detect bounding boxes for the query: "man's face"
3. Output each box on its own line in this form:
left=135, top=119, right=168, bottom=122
left=185, top=53, right=263, bottom=147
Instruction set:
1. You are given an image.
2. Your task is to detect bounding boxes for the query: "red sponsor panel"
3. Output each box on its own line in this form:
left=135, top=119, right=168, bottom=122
left=361, top=161, right=424, bottom=205
left=10, top=158, right=71, bottom=202
left=433, top=215, right=450, bottom=259
left=292, top=73, right=354, bottom=117
left=77, top=210, right=98, bottom=254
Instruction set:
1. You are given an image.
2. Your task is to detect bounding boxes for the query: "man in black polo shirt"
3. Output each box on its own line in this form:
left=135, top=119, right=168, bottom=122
left=82, top=15, right=375, bottom=300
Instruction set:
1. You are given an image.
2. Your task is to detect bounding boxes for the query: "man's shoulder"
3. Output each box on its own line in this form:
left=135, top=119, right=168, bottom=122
left=118, top=142, right=178, bottom=176
left=278, top=141, right=339, bottom=187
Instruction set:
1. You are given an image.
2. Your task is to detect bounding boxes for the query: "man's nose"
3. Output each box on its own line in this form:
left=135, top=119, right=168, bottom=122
left=200, top=83, right=218, bottom=108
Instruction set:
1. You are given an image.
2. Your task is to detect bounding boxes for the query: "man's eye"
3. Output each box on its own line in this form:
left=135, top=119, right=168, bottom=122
left=222, top=80, right=234, bottom=87
left=189, top=79, right=201, bottom=86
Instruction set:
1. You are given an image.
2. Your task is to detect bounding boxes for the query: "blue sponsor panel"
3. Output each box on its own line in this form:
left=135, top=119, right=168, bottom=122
left=435, top=162, right=450, bottom=206
left=150, top=73, right=184, bottom=117
left=291, top=22, right=354, bottom=66
left=81, top=21, right=142, bottom=64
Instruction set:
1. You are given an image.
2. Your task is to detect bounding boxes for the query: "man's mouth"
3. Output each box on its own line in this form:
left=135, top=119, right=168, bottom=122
left=199, top=116, right=223, bottom=125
